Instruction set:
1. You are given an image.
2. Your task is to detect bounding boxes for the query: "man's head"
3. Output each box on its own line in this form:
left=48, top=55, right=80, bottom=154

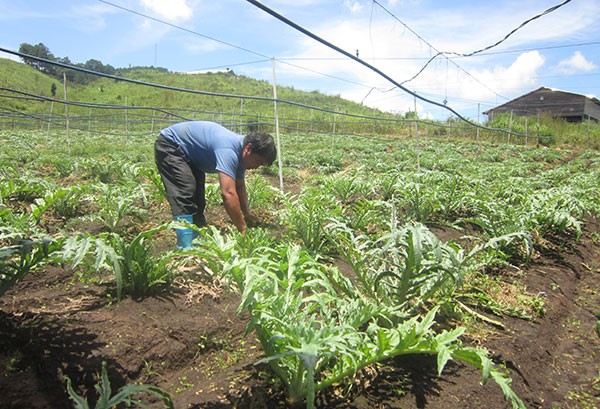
left=241, top=132, right=277, bottom=169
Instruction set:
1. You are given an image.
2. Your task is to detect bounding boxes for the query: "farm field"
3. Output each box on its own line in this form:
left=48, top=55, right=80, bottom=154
left=0, top=129, right=599, bottom=409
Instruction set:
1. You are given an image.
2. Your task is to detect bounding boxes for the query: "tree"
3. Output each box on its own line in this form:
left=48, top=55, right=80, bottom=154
left=18, top=42, right=57, bottom=76
left=84, top=59, right=116, bottom=76
left=404, top=110, right=418, bottom=120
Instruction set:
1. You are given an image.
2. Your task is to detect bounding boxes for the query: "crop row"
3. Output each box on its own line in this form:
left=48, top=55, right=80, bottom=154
left=1, top=130, right=598, bottom=407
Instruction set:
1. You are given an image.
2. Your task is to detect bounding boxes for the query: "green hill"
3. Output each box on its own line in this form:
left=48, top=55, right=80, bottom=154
left=6, top=57, right=596, bottom=148
left=0, top=58, right=58, bottom=110
left=0, top=58, right=398, bottom=128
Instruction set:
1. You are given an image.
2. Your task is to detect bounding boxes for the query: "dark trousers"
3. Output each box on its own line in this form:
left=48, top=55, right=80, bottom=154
left=154, top=135, right=207, bottom=227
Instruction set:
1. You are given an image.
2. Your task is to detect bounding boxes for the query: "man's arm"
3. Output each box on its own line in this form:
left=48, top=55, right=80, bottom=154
left=235, top=178, right=251, bottom=218
left=219, top=172, right=246, bottom=233
left=236, top=178, right=261, bottom=227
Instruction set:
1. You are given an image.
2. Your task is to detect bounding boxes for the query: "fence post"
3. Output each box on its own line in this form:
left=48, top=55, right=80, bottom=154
left=125, top=96, right=129, bottom=143
left=333, top=107, right=337, bottom=134
left=414, top=96, right=420, bottom=172
left=63, top=73, right=70, bottom=155
left=151, top=109, right=156, bottom=134
left=587, top=115, right=591, bottom=149
left=46, top=100, right=54, bottom=141
left=88, top=108, right=92, bottom=138
left=271, top=57, right=284, bottom=192
left=476, top=103, right=480, bottom=144
left=508, top=110, right=513, bottom=145
left=239, top=98, right=244, bottom=130
left=536, top=112, right=540, bottom=147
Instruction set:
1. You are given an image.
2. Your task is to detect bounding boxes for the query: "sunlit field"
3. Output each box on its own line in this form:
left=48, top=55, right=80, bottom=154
left=1, top=129, right=599, bottom=409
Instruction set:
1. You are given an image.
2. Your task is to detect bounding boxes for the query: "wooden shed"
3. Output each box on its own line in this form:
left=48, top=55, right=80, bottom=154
left=484, top=87, right=600, bottom=122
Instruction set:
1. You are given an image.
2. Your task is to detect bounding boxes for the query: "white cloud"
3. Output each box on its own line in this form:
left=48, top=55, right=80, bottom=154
left=343, top=1, right=363, bottom=14
left=185, top=38, right=228, bottom=54
left=555, top=51, right=597, bottom=75
left=74, top=3, right=118, bottom=32
left=267, top=0, right=324, bottom=7
left=233, top=0, right=600, bottom=118
left=458, top=51, right=545, bottom=101
left=140, top=0, right=193, bottom=22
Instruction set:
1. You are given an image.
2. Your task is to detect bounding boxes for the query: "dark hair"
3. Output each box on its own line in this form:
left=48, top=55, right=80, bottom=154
left=244, top=132, right=277, bottom=165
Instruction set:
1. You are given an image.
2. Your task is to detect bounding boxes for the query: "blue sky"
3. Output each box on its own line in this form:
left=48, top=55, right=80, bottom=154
left=1, top=0, right=599, bottom=121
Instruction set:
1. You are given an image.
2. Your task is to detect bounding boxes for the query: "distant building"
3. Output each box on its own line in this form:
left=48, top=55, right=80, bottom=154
left=484, top=87, right=600, bottom=122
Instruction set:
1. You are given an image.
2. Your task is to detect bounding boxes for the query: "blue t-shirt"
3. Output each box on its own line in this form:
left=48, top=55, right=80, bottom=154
left=161, top=121, right=245, bottom=180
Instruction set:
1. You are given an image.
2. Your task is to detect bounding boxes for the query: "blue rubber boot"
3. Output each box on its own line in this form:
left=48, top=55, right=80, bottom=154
left=174, top=214, right=199, bottom=249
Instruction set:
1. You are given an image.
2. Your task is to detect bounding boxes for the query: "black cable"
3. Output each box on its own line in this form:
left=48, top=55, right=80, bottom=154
left=0, top=84, right=502, bottom=137
left=0, top=46, right=397, bottom=123
left=461, top=0, right=572, bottom=58
left=244, top=0, right=481, bottom=127
left=0, top=63, right=422, bottom=126
left=369, top=0, right=506, bottom=100
left=0, top=87, right=192, bottom=121
left=0, top=47, right=510, bottom=134
left=96, top=0, right=396, bottom=99
left=400, top=0, right=573, bottom=84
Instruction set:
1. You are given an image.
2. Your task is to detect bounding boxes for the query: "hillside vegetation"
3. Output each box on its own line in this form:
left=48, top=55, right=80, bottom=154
left=0, top=57, right=392, bottom=121
left=1, top=57, right=599, bottom=148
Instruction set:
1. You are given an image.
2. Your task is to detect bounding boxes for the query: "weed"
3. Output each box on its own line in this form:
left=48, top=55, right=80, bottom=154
left=66, top=361, right=173, bottom=409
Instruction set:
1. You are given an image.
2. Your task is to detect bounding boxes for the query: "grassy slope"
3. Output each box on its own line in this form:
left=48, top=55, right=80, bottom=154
left=0, top=58, right=58, bottom=109
left=3, top=58, right=599, bottom=148
left=0, top=58, right=390, bottom=122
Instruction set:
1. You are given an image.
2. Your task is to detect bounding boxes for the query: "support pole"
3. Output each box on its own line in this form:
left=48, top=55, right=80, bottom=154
left=271, top=57, right=284, bottom=192
left=63, top=72, right=70, bottom=155
left=414, top=96, right=420, bottom=172
left=46, top=100, right=54, bottom=141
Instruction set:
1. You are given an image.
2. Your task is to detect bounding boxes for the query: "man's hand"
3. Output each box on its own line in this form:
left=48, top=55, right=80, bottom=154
left=245, top=213, right=260, bottom=227
left=219, top=173, right=246, bottom=233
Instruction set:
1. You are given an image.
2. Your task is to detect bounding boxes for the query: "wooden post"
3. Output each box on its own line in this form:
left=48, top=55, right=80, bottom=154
left=476, top=103, right=480, bottom=144
left=125, top=96, right=129, bottom=143
left=587, top=115, right=591, bottom=149
left=239, top=98, right=244, bottom=130
left=536, top=112, right=540, bottom=147
left=151, top=109, right=156, bottom=134
left=414, top=96, right=420, bottom=172
left=46, top=100, right=54, bottom=141
left=271, top=57, right=284, bottom=192
left=508, top=110, right=513, bottom=145
left=332, top=107, right=337, bottom=134
left=88, top=108, right=92, bottom=137
left=63, top=73, right=70, bottom=155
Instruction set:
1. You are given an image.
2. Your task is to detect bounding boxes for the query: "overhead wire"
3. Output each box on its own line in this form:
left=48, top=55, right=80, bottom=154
left=0, top=47, right=426, bottom=125
left=455, top=40, right=600, bottom=59
left=188, top=58, right=271, bottom=73
left=399, top=0, right=573, bottom=85
left=96, top=0, right=270, bottom=60
left=244, top=0, right=484, bottom=127
left=454, top=0, right=572, bottom=58
left=371, top=0, right=506, bottom=99
left=245, top=0, right=587, bottom=133
left=95, top=0, right=575, bottom=121
left=272, top=40, right=600, bottom=61
left=0, top=87, right=433, bottom=143
left=94, top=0, right=400, bottom=110
left=3, top=0, right=566, bottom=136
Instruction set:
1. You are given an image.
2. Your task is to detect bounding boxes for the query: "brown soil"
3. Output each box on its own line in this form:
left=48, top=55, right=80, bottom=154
left=0, top=213, right=598, bottom=409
